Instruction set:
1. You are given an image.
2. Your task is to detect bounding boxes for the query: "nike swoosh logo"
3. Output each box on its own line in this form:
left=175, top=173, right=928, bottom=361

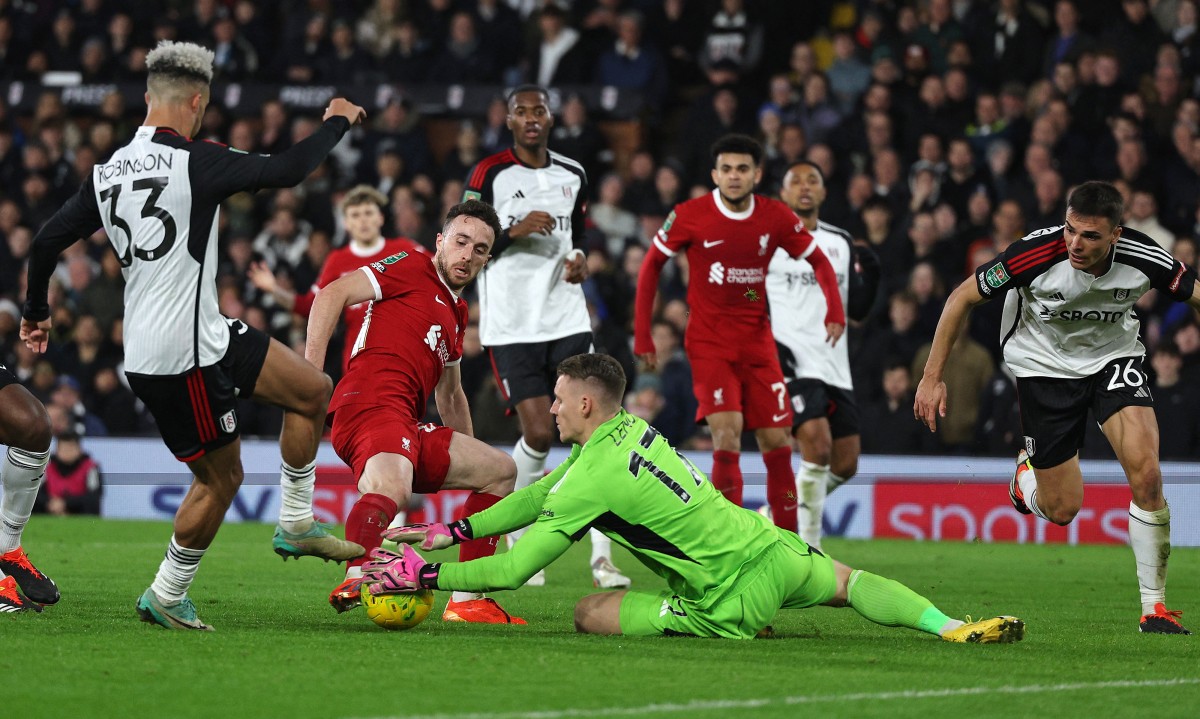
left=703, top=240, right=725, bottom=248
left=772, top=413, right=789, bottom=422
left=434, top=295, right=447, bottom=305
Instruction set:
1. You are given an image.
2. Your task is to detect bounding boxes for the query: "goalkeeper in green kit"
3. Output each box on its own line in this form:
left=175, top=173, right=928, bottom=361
left=364, top=354, right=1024, bottom=642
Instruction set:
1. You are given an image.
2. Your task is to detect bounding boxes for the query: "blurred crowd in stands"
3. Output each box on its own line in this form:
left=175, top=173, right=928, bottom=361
left=3, top=0, right=1200, bottom=461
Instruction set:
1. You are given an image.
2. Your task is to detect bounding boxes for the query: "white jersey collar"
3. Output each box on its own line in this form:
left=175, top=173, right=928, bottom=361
left=711, top=189, right=755, bottom=220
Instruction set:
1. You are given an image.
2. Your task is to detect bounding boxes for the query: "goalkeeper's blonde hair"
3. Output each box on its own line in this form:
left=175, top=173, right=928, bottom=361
left=146, top=41, right=214, bottom=103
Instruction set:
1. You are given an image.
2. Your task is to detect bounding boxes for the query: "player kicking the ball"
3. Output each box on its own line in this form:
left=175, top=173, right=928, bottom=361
left=916, top=181, right=1195, bottom=634
left=310, top=200, right=524, bottom=624
left=365, top=353, right=1023, bottom=643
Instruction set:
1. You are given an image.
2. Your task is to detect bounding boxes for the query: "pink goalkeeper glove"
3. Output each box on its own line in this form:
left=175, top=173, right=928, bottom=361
left=362, top=545, right=440, bottom=594
left=382, top=519, right=472, bottom=551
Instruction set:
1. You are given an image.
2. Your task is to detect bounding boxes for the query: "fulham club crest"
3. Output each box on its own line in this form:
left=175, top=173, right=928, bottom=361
left=219, top=410, right=237, bottom=434
left=1114, top=288, right=1129, bottom=300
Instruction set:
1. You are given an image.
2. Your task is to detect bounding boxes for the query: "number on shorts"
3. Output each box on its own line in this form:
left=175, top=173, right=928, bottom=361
left=1105, top=358, right=1144, bottom=391
left=771, top=381, right=787, bottom=410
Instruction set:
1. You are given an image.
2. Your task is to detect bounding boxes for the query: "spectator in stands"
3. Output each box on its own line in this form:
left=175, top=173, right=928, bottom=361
left=1044, top=0, right=1094, bottom=78
left=528, top=1, right=589, bottom=86
left=549, top=95, right=609, bottom=184
left=382, top=19, right=433, bottom=82
left=89, top=365, right=141, bottom=435
left=1126, top=189, right=1177, bottom=250
left=429, top=11, right=498, bottom=83
left=38, top=431, right=102, bottom=516
left=318, top=19, right=375, bottom=85
left=912, top=0, right=963, bottom=74
left=209, top=15, right=257, bottom=81
left=861, top=360, right=932, bottom=455
left=473, top=0, right=523, bottom=81
left=590, top=174, right=638, bottom=257
left=911, top=329, right=994, bottom=454
left=975, top=364, right=1022, bottom=455
left=828, top=30, right=871, bottom=113
left=596, top=10, right=668, bottom=115
left=277, top=12, right=330, bottom=84
left=356, top=0, right=404, bottom=60
left=854, top=291, right=927, bottom=404
left=50, top=376, right=105, bottom=438
left=479, top=95, right=514, bottom=156
left=357, top=97, right=432, bottom=181
left=1150, top=341, right=1200, bottom=458
left=699, top=0, right=763, bottom=79
left=1105, top=0, right=1168, bottom=85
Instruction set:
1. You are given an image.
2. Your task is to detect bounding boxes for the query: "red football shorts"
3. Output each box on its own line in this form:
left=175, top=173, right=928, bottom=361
left=690, top=354, right=793, bottom=429
left=330, top=404, right=454, bottom=492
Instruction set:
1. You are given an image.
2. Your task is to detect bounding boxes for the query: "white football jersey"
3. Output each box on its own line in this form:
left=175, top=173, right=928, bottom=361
left=767, top=220, right=853, bottom=389
left=976, top=225, right=1196, bottom=379
left=464, top=149, right=591, bottom=345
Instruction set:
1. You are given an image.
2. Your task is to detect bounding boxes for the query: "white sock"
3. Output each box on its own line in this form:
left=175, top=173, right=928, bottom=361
left=826, top=472, right=850, bottom=494
left=0, top=447, right=50, bottom=553
left=506, top=438, right=547, bottom=547
left=278, top=461, right=316, bottom=532
left=346, top=564, right=363, bottom=580
left=589, top=529, right=612, bottom=565
left=452, top=591, right=484, bottom=602
left=797, top=461, right=829, bottom=548
left=150, top=536, right=206, bottom=604
left=1017, top=464, right=1051, bottom=522
left=1128, top=501, right=1171, bottom=615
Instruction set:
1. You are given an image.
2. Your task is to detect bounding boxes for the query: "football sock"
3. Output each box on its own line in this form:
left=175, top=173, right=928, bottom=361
left=797, top=460, right=829, bottom=546
left=846, top=569, right=955, bottom=636
left=764, top=447, right=798, bottom=533
left=277, top=460, right=316, bottom=533
left=452, top=493, right=505, bottom=603
left=589, top=529, right=612, bottom=565
left=150, top=536, right=205, bottom=604
left=345, top=493, right=397, bottom=570
left=0, top=447, right=49, bottom=553
left=827, top=472, right=850, bottom=493
left=1017, top=463, right=1052, bottom=521
left=506, top=437, right=548, bottom=546
left=1128, top=501, right=1171, bottom=615
left=711, top=450, right=743, bottom=506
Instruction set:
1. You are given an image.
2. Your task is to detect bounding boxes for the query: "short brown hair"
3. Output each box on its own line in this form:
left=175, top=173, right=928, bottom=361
left=557, top=353, right=626, bottom=405
left=340, top=184, right=388, bottom=214
left=444, top=199, right=502, bottom=245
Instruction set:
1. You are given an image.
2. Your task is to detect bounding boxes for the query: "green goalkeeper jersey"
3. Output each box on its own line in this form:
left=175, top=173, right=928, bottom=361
left=436, top=410, right=783, bottom=602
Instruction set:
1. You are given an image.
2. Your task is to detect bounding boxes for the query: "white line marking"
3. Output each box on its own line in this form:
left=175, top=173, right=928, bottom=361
left=346, top=678, right=1200, bottom=719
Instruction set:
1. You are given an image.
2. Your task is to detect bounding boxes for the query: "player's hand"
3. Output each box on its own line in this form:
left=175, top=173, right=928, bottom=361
left=324, top=98, right=367, bottom=126
left=563, top=249, right=588, bottom=284
left=637, top=351, right=658, bottom=371
left=510, top=211, right=555, bottom=238
left=362, top=545, right=432, bottom=594
left=913, top=377, right=948, bottom=433
left=19, top=318, right=51, bottom=354
left=382, top=521, right=470, bottom=551
left=825, top=322, right=844, bottom=347
left=247, top=261, right=277, bottom=293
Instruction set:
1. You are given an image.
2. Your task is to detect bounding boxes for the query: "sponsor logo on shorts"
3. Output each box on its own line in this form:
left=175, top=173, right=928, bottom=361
left=219, top=410, right=237, bottom=434
left=985, top=263, right=1010, bottom=289
left=713, top=388, right=724, bottom=406
left=401, top=437, right=412, bottom=452
left=1024, top=436, right=1036, bottom=457
left=771, top=412, right=789, bottom=423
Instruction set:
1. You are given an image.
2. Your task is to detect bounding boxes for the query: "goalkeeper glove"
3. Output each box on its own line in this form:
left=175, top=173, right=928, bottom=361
left=382, top=519, right=472, bottom=551
left=362, top=545, right=440, bottom=594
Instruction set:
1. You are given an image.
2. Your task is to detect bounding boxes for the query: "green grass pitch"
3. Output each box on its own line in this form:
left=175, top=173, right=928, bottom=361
left=4, top=518, right=1199, bottom=719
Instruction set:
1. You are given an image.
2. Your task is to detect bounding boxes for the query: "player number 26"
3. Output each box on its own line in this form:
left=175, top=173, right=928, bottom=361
left=1105, top=358, right=1145, bottom=391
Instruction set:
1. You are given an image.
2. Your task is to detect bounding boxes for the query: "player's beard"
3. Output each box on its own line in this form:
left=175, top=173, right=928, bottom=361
left=436, top=252, right=470, bottom=291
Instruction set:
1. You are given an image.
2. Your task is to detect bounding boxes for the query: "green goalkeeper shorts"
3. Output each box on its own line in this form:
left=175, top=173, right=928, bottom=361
left=618, top=528, right=837, bottom=639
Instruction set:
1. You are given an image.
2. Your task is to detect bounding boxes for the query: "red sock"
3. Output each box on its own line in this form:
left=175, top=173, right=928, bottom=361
left=345, top=493, right=397, bottom=570
left=458, top=492, right=503, bottom=562
left=711, top=450, right=743, bottom=506
left=763, top=446, right=797, bottom=532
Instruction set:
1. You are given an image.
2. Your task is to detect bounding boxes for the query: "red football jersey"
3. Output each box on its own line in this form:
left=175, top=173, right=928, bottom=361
left=293, top=237, right=428, bottom=371
left=635, top=190, right=816, bottom=359
left=328, top=250, right=468, bottom=421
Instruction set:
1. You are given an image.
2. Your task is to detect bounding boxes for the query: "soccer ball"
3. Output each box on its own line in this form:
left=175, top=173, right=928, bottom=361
left=360, top=584, right=434, bottom=631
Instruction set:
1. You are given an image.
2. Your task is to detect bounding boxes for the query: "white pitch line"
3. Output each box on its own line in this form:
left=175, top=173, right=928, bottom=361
left=347, top=677, right=1200, bottom=719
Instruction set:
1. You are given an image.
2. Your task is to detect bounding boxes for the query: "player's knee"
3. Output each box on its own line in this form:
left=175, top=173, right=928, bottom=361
left=16, top=407, right=53, bottom=453
left=1045, top=502, right=1081, bottom=526
left=573, top=596, right=602, bottom=634
left=523, top=426, right=555, bottom=454
left=480, top=454, right=517, bottom=496
left=832, top=456, right=858, bottom=480
left=305, top=373, right=334, bottom=412
left=803, top=442, right=832, bottom=466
